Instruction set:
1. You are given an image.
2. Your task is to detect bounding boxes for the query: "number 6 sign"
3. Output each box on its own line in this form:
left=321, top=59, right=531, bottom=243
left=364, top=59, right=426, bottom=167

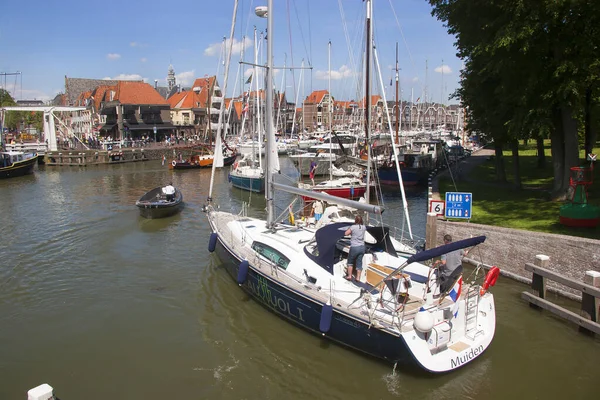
left=429, top=200, right=445, bottom=216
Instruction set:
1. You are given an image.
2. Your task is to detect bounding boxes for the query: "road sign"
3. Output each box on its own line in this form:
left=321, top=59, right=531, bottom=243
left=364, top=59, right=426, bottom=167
left=445, top=192, right=473, bottom=219
left=429, top=200, right=445, bottom=216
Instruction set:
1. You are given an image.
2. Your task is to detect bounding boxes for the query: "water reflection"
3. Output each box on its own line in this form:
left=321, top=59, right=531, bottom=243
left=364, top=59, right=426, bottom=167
left=0, top=158, right=598, bottom=400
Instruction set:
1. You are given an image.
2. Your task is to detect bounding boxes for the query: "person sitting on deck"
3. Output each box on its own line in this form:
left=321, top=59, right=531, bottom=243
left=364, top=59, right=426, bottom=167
left=433, top=234, right=468, bottom=294
left=162, top=183, right=176, bottom=201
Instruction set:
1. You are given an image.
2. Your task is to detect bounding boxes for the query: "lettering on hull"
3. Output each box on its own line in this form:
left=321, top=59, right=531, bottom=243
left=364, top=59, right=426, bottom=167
left=450, top=345, right=484, bottom=368
left=245, top=275, right=305, bottom=322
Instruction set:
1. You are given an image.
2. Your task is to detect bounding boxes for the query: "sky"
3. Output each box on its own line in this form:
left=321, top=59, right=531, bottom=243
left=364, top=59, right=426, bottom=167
left=0, top=0, right=462, bottom=105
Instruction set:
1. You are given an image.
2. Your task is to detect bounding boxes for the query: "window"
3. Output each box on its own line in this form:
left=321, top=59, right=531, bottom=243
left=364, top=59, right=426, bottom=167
left=251, top=242, right=290, bottom=270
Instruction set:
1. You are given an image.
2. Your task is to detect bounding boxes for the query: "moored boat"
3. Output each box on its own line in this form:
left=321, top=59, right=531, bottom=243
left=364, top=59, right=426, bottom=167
left=298, top=176, right=370, bottom=201
left=135, top=185, right=184, bottom=219
left=0, top=151, right=37, bottom=179
left=205, top=0, right=497, bottom=373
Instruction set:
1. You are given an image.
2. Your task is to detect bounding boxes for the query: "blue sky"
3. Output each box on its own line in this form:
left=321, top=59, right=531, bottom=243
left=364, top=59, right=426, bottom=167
left=0, top=0, right=461, bottom=104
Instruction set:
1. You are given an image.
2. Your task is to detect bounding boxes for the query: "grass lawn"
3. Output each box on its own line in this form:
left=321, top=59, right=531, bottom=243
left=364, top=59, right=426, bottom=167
left=438, top=142, right=600, bottom=240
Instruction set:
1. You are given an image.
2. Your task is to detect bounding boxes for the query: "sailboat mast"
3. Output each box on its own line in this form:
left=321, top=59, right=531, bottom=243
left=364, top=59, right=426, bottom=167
left=395, top=42, right=399, bottom=145
left=207, top=0, right=239, bottom=201
left=254, top=28, right=262, bottom=168
left=364, top=0, right=373, bottom=205
left=328, top=40, right=332, bottom=182
left=265, top=0, right=275, bottom=228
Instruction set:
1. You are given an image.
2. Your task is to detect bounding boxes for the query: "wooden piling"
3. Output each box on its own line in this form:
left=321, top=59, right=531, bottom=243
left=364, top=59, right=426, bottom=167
left=582, top=271, right=600, bottom=324
left=425, top=212, right=437, bottom=250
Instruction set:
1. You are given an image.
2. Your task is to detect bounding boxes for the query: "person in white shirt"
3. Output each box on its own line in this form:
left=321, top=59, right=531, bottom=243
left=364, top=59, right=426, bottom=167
left=162, top=183, right=176, bottom=201
left=311, top=200, right=324, bottom=221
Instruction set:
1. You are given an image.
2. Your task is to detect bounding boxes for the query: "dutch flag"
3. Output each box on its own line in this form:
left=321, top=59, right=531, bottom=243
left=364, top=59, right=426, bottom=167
left=449, top=277, right=463, bottom=318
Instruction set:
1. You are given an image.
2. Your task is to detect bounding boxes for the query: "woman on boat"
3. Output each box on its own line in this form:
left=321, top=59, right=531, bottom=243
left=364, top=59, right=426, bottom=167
left=344, top=215, right=366, bottom=281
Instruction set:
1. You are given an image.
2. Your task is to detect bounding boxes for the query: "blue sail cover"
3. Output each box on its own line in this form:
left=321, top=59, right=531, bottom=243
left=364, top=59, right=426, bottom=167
left=304, top=222, right=350, bottom=274
left=405, top=236, right=486, bottom=264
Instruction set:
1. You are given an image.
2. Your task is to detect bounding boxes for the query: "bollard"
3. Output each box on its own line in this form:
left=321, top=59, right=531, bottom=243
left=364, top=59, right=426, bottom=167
left=531, top=254, right=549, bottom=301
left=582, top=271, right=600, bottom=323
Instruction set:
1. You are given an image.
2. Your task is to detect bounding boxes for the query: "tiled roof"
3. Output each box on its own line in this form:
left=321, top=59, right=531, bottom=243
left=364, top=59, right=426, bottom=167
left=192, top=76, right=218, bottom=106
left=168, top=90, right=203, bottom=109
left=305, top=90, right=329, bottom=104
left=65, top=77, right=120, bottom=106
left=232, top=101, right=243, bottom=119
left=92, top=85, right=112, bottom=111
left=358, top=95, right=382, bottom=108
left=334, top=100, right=358, bottom=110
left=111, top=81, right=169, bottom=105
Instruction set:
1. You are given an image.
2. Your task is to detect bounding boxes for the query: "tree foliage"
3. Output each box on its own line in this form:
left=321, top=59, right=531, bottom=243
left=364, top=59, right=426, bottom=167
left=429, top=0, right=600, bottom=198
left=0, top=88, right=44, bottom=133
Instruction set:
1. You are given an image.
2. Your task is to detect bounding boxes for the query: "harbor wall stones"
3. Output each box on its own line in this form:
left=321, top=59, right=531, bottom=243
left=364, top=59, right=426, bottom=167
left=44, top=147, right=199, bottom=165
left=435, top=219, right=600, bottom=299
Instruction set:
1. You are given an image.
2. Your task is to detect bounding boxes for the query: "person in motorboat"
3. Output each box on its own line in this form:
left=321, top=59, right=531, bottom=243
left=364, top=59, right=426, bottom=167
left=433, top=234, right=469, bottom=293
left=344, top=215, right=366, bottom=281
left=162, top=183, right=176, bottom=202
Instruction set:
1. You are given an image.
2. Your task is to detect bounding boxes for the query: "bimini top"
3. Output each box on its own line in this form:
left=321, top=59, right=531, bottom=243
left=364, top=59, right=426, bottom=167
left=406, top=235, right=486, bottom=264
left=304, top=222, right=399, bottom=274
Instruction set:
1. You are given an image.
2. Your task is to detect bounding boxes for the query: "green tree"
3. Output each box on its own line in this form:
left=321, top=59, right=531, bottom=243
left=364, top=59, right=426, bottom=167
left=429, top=0, right=600, bottom=198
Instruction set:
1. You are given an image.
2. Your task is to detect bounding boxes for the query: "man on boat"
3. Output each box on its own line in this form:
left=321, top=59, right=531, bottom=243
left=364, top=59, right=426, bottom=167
left=162, top=183, right=176, bottom=201
left=309, top=159, right=317, bottom=185
left=433, top=234, right=468, bottom=294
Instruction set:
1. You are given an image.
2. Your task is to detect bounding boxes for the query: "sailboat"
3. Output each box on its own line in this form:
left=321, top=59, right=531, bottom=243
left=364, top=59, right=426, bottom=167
left=205, top=0, right=497, bottom=372
left=229, top=27, right=265, bottom=193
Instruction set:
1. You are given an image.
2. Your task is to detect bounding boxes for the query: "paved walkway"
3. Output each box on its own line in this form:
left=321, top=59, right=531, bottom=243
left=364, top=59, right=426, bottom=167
left=431, top=147, right=495, bottom=200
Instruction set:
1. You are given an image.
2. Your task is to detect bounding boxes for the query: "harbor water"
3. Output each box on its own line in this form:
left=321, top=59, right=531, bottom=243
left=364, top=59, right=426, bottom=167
left=1, top=158, right=599, bottom=399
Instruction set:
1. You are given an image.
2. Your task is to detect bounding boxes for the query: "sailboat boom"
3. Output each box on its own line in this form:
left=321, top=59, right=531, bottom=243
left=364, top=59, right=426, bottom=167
left=272, top=182, right=383, bottom=215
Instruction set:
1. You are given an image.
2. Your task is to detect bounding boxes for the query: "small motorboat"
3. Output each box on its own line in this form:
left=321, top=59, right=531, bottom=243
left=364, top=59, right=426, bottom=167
left=1, top=151, right=37, bottom=179
left=135, top=185, right=184, bottom=219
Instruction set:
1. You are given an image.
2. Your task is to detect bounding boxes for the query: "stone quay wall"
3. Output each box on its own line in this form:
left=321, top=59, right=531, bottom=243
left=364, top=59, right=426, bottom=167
left=44, top=146, right=199, bottom=166
left=433, top=218, right=600, bottom=300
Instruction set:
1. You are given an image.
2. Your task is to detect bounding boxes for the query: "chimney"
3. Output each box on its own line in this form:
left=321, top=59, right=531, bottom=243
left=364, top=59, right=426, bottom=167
left=178, top=84, right=181, bottom=93
left=154, top=80, right=158, bottom=89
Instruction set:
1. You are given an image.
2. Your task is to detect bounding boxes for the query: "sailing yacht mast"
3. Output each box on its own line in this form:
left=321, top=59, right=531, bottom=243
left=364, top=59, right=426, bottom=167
left=328, top=40, right=332, bottom=182
left=364, top=0, right=373, bottom=205
left=254, top=28, right=262, bottom=168
left=395, top=42, right=399, bottom=145
left=207, top=0, right=238, bottom=201
left=264, top=0, right=275, bottom=228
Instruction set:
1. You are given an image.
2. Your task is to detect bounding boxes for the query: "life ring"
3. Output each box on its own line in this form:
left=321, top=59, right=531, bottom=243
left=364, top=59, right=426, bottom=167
left=480, top=266, right=500, bottom=295
left=172, top=160, right=177, bottom=167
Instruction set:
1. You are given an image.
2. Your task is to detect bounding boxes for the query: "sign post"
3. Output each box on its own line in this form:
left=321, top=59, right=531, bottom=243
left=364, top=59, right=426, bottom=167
left=444, top=192, right=473, bottom=219
left=429, top=200, right=445, bottom=216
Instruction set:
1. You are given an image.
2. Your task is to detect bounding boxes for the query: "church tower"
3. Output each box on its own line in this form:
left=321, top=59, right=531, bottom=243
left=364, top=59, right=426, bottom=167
left=167, top=64, right=176, bottom=92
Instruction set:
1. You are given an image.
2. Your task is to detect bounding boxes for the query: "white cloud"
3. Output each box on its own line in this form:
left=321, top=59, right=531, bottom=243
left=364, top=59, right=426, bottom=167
left=175, top=70, right=195, bottom=86
left=8, top=88, right=52, bottom=101
left=315, top=65, right=355, bottom=80
left=103, top=74, right=145, bottom=81
left=204, top=37, right=252, bottom=57
left=435, top=65, right=452, bottom=74
left=140, top=57, right=147, bottom=63
left=412, top=76, right=419, bottom=82
left=107, top=53, right=121, bottom=60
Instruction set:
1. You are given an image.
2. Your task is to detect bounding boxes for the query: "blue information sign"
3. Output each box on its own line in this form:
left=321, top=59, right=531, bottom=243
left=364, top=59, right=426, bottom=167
left=445, top=192, right=473, bottom=219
